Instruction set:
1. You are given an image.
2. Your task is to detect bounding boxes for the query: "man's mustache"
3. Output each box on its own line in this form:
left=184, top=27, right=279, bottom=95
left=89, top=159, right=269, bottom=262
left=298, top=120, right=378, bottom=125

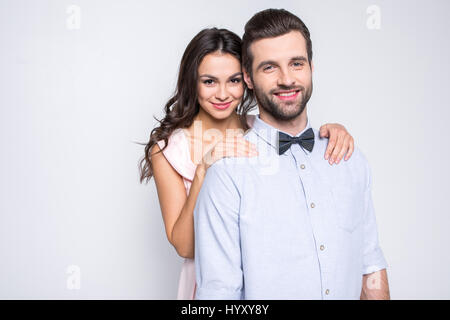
left=270, top=85, right=305, bottom=94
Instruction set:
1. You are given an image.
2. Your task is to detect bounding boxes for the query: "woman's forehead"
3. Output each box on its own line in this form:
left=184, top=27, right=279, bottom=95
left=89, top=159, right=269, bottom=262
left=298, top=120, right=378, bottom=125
left=198, top=52, right=242, bottom=77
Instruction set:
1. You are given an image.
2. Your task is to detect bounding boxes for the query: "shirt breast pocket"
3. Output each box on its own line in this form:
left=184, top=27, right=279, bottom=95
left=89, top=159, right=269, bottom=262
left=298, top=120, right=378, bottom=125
left=331, top=187, right=364, bottom=233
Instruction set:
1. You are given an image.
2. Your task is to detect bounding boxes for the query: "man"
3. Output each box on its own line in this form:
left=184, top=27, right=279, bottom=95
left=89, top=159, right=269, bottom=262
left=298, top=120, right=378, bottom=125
left=193, top=8, right=389, bottom=300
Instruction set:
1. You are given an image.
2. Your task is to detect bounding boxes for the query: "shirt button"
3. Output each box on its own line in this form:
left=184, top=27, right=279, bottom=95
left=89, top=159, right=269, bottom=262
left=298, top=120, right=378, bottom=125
left=320, top=245, right=325, bottom=251
left=325, top=289, right=330, bottom=295
left=310, top=203, right=315, bottom=208
left=300, top=164, right=306, bottom=169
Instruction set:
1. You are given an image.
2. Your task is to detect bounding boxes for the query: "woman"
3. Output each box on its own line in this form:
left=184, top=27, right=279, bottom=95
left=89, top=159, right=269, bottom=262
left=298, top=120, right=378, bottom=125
left=139, top=28, right=354, bottom=299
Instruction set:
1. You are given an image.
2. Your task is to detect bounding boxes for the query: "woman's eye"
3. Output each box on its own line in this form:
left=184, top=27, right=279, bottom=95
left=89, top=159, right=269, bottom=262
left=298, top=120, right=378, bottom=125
left=203, top=79, right=214, bottom=85
left=230, top=78, right=242, bottom=83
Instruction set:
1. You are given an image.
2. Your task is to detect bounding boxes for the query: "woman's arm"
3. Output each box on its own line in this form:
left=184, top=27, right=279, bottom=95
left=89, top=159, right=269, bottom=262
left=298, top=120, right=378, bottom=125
left=169, top=164, right=207, bottom=259
left=151, top=144, right=203, bottom=259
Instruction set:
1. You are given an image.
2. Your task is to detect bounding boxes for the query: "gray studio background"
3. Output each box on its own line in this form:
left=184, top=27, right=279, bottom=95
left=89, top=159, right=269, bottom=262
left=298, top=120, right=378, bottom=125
left=1, top=0, right=449, bottom=299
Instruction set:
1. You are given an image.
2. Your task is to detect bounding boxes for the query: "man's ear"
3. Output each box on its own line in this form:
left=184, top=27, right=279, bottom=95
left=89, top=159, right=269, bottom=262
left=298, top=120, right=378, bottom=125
left=243, top=69, right=254, bottom=90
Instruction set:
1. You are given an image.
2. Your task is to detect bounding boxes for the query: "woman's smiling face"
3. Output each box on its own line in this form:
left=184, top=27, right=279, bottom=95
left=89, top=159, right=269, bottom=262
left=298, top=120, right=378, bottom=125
left=197, top=51, right=244, bottom=120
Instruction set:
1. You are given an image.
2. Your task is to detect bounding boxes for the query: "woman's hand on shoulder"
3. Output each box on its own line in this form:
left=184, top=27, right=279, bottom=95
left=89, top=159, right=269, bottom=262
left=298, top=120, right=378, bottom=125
left=199, top=133, right=258, bottom=171
left=319, top=123, right=354, bottom=165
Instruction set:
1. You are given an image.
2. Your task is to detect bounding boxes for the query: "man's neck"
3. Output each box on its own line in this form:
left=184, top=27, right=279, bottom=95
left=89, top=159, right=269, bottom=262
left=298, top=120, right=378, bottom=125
left=259, top=107, right=308, bottom=136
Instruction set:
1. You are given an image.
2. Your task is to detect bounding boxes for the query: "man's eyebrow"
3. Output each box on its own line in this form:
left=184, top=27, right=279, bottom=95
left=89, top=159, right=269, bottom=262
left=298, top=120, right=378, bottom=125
left=256, top=60, right=279, bottom=71
left=291, top=56, right=308, bottom=62
left=256, top=56, right=309, bottom=71
left=199, top=72, right=243, bottom=80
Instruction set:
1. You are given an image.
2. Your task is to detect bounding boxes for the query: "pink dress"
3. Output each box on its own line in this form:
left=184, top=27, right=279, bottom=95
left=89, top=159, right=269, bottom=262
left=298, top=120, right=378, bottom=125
left=156, top=115, right=256, bottom=300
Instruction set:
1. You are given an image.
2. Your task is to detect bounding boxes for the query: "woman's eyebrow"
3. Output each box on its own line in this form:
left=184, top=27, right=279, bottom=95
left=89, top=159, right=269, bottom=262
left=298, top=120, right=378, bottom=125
left=199, top=72, right=243, bottom=80
left=199, top=74, right=218, bottom=80
left=228, top=72, right=243, bottom=79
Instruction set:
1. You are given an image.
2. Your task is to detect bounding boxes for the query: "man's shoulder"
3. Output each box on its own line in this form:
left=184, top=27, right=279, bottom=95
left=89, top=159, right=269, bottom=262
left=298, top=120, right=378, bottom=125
left=205, top=129, right=261, bottom=186
left=311, top=127, right=368, bottom=162
left=205, top=155, right=246, bottom=183
left=243, top=127, right=259, bottom=143
left=311, top=127, right=371, bottom=183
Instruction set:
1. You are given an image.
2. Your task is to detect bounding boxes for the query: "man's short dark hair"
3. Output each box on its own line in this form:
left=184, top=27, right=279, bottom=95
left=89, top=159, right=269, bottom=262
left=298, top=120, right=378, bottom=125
left=242, top=8, right=313, bottom=75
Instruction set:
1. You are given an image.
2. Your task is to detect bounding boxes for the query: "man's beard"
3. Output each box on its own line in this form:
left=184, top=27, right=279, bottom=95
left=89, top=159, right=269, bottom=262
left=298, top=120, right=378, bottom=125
left=253, top=82, right=313, bottom=121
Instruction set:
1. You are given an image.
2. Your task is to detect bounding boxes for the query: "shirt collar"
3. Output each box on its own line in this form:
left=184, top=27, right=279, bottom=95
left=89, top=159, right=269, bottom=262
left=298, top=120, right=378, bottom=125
left=250, top=113, right=312, bottom=154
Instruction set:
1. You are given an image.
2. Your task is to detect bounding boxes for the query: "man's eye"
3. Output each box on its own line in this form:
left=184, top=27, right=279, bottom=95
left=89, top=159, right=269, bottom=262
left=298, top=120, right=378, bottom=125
left=293, top=62, right=304, bottom=67
left=263, top=65, right=273, bottom=71
left=203, top=79, right=214, bottom=85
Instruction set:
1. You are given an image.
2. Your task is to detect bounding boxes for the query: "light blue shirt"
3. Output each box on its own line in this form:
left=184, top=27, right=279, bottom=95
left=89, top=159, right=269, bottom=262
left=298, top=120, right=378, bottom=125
left=194, top=115, right=388, bottom=300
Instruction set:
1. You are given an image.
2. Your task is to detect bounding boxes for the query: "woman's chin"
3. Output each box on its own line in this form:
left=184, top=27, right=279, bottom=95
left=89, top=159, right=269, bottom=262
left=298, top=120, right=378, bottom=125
left=205, top=107, right=237, bottom=121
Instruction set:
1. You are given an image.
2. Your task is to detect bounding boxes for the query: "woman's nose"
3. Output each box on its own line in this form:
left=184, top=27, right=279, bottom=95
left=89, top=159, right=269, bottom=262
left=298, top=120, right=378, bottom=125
left=215, top=84, right=230, bottom=101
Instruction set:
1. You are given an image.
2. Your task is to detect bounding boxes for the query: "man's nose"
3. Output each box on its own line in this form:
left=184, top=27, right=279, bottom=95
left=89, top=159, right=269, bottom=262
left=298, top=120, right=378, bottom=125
left=277, top=67, right=296, bottom=87
left=215, top=84, right=230, bottom=101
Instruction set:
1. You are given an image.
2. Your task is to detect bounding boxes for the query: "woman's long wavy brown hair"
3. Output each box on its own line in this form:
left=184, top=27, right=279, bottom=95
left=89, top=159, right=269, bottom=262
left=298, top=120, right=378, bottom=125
left=138, top=28, right=256, bottom=184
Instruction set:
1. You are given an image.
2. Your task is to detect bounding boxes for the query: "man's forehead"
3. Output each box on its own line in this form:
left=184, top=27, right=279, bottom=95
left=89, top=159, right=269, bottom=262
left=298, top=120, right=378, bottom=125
left=250, top=31, right=308, bottom=63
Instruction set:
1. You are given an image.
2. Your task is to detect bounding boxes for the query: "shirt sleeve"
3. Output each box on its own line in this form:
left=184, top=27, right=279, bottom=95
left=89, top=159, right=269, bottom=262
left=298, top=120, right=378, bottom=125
left=194, top=161, right=243, bottom=300
left=362, top=160, right=388, bottom=275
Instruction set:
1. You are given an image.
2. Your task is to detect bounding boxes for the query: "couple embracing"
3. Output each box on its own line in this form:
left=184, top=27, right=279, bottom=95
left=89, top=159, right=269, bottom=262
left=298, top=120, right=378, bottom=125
left=140, top=8, right=389, bottom=300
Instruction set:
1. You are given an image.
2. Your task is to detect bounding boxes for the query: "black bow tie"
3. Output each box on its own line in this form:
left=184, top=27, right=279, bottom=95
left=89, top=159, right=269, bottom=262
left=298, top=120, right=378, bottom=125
left=278, top=128, right=315, bottom=155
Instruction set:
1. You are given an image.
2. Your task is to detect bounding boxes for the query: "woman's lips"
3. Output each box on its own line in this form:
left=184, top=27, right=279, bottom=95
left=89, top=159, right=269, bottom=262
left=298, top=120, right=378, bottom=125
left=274, top=90, right=300, bottom=101
left=212, top=101, right=232, bottom=110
